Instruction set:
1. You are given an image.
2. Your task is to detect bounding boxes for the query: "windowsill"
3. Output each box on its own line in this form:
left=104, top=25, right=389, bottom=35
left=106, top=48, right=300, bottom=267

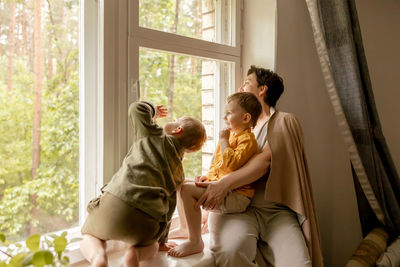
left=66, top=227, right=129, bottom=265
left=69, top=234, right=215, bottom=267
left=68, top=214, right=215, bottom=266
left=68, top=239, right=129, bottom=266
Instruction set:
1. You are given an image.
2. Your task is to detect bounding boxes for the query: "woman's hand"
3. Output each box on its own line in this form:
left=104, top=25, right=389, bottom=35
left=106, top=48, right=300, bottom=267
left=201, top=210, right=210, bottom=234
left=195, top=179, right=229, bottom=210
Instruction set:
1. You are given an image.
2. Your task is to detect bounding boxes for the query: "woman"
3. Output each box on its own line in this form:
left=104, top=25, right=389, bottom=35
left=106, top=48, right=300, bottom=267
left=195, top=66, right=323, bottom=267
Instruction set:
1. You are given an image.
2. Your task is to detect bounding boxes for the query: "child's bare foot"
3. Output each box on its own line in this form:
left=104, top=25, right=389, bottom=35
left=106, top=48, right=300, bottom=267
left=168, top=227, right=189, bottom=239
left=159, top=241, right=178, bottom=251
left=167, top=240, right=204, bottom=257
left=90, top=254, right=108, bottom=267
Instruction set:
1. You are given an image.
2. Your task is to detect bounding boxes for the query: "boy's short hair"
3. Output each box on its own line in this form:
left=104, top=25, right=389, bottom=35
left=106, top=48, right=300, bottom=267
left=178, top=116, right=206, bottom=152
left=227, top=92, right=262, bottom=127
left=247, top=65, right=284, bottom=107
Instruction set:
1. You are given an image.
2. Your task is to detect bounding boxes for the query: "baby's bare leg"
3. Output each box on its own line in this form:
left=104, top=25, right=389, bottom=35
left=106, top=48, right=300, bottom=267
left=168, top=183, right=206, bottom=257
left=80, top=234, right=107, bottom=267
left=124, top=242, right=158, bottom=267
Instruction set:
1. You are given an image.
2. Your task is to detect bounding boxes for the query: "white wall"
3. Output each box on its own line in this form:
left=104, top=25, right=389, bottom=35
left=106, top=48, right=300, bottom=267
left=242, top=0, right=276, bottom=72
left=243, top=1, right=400, bottom=266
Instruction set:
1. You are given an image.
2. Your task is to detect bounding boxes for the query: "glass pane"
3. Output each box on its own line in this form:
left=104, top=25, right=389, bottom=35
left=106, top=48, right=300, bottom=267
left=0, top=0, right=79, bottom=241
left=139, top=47, right=233, bottom=178
left=139, top=0, right=234, bottom=46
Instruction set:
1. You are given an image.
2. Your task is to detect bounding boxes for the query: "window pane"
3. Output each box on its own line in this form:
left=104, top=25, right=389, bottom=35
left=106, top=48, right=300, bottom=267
left=0, top=0, right=79, bottom=241
left=139, top=0, right=234, bottom=46
left=139, top=47, right=233, bottom=178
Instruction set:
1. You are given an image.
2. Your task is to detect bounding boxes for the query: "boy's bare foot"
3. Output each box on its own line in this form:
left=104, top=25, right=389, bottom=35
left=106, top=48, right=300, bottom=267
left=168, top=227, right=189, bottom=239
left=159, top=241, right=178, bottom=251
left=167, top=240, right=204, bottom=258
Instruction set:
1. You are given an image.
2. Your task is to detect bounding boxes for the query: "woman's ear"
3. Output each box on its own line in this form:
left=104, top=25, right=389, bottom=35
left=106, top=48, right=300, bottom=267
left=171, top=126, right=183, bottom=134
left=259, top=85, right=268, bottom=97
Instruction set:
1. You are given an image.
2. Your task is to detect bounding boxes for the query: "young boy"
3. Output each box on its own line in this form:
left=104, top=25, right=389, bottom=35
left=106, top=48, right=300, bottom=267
left=168, top=92, right=262, bottom=258
left=79, top=101, right=206, bottom=267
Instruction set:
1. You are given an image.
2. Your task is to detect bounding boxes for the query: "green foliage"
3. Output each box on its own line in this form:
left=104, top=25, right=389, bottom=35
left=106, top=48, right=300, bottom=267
left=1, top=0, right=206, bottom=243
left=139, top=0, right=202, bottom=39
left=0, top=0, right=79, bottom=241
left=0, top=69, right=80, bottom=238
left=0, top=232, right=72, bottom=266
left=26, top=234, right=41, bottom=252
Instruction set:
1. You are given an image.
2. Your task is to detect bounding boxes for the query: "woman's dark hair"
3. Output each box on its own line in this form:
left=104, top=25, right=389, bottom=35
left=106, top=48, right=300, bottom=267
left=247, top=65, right=284, bottom=107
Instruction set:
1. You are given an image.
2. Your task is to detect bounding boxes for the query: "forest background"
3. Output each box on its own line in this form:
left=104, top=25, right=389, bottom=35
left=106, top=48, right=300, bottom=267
left=0, top=0, right=205, bottom=241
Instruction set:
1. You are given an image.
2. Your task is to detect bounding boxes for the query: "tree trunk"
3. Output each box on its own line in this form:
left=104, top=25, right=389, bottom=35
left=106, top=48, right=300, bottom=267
left=7, top=0, right=16, bottom=92
left=168, top=55, right=175, bottom=121
left=22, top=6, right=28, bottom=56
left=168, top=0, right=181, bottom=121
left=192, top=0, right=202, bottom=74
left=46, top=0, right=63, bottom=73
left=16, top=4, right=21, bottom=56
left=30, top=0, right=44, bottom=235
left=47, top=54, right=53, bottom=81
left=32, top=0, right=43, bottom=178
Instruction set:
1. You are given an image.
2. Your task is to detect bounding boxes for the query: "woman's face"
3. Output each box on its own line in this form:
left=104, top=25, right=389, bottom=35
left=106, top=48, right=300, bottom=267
left=240, top=73, right=259, bottom=96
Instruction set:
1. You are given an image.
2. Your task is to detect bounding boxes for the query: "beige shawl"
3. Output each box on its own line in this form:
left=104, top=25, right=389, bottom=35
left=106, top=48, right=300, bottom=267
left=266, top=111, right=324, bottom=267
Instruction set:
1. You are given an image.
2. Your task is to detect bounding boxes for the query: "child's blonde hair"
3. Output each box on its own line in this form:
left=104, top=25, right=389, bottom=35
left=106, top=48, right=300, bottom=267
left=177, top=116, right=207, bottom=152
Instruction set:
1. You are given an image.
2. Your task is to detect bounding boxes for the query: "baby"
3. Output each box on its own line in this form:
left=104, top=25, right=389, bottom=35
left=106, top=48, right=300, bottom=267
left=168, top=92, right=262, bottom=257
left=79, top=101, right=206, bottom=267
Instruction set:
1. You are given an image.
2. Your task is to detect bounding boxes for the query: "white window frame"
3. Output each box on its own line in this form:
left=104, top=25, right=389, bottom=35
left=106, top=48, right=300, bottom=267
left=67, top=0, right=104, bottom=262
left=79, top=0, right=104, bottom=227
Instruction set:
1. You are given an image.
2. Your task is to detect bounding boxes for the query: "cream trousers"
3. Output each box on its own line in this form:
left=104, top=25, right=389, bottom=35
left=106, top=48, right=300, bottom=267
left=208, top=203, right=311, bottom=267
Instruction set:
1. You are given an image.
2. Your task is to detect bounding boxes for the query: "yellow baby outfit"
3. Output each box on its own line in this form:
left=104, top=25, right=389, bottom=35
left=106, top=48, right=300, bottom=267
left=207, top=128, right=259, bottom=198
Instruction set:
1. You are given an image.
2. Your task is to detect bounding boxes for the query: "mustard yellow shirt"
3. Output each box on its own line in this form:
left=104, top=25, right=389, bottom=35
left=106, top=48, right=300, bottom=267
left=207, top=128, right=259, bottom=198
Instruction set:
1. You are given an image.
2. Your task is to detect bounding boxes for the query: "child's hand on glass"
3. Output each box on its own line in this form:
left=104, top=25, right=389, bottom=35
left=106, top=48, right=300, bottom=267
left=153, top=105, right=168, bottom=123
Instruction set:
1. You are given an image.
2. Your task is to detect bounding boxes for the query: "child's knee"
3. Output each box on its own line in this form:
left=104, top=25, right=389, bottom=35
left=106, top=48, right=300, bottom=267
left=180, top=183, right=195, bottom=197
left=182, top=183, right=205, bottom=200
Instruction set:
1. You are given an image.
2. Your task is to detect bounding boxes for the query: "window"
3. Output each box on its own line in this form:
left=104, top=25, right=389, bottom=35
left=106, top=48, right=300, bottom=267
left=130, top=0, right=242, bottom=176
left=0, top=0, right=100, bottom=242
left=139, top=0, right=235, bottom=46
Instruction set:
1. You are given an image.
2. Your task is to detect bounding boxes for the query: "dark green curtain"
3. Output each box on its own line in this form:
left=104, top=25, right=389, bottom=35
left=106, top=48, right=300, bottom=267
left=306, top=0, right=400, bottom=239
